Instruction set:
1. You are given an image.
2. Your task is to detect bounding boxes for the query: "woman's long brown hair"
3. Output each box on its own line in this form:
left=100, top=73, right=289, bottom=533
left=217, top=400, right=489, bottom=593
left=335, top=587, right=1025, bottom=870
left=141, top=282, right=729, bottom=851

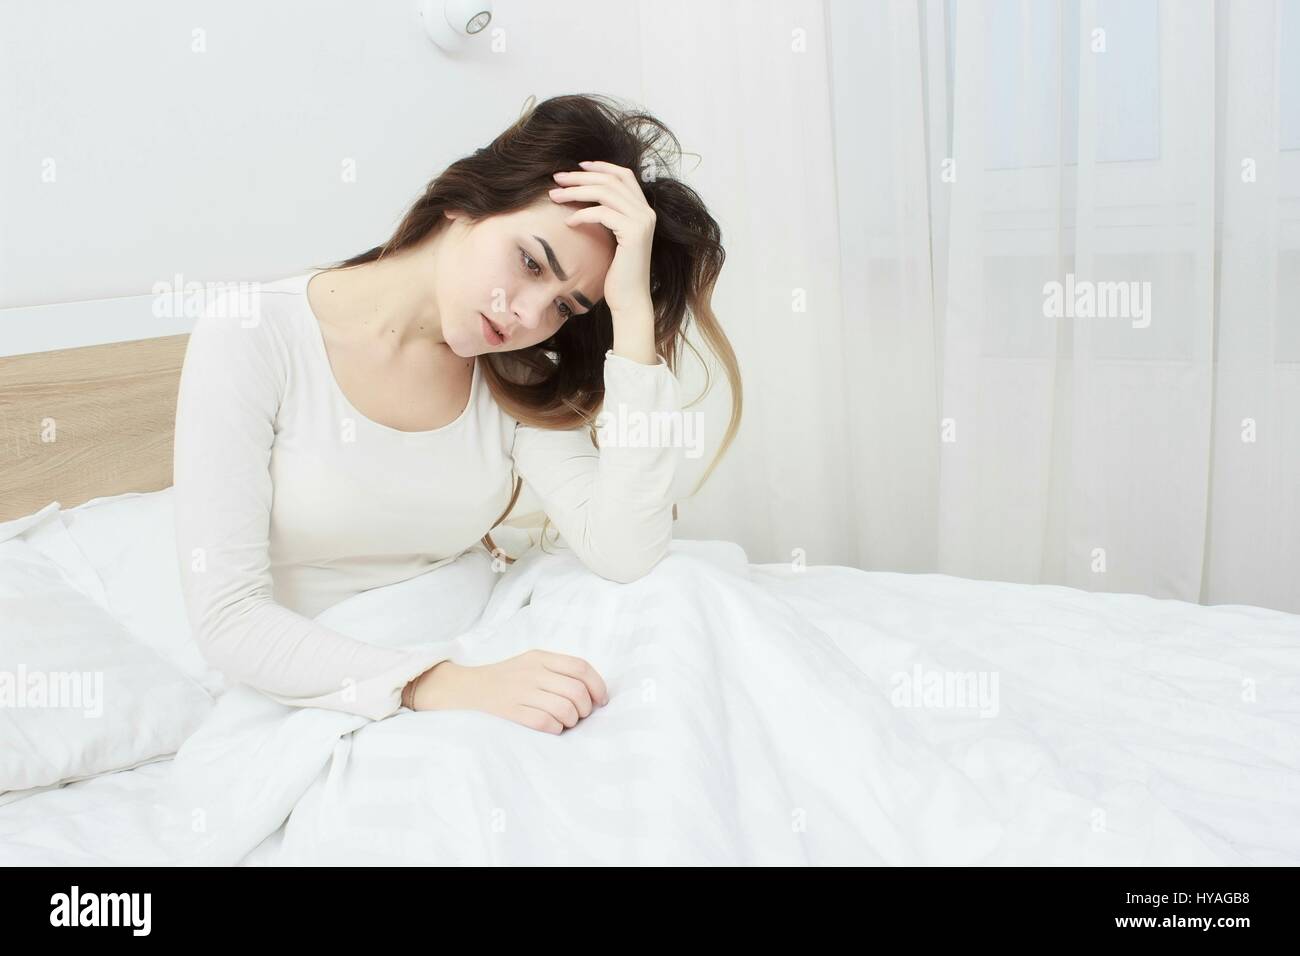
left=316, top=93, right=742, bottom=564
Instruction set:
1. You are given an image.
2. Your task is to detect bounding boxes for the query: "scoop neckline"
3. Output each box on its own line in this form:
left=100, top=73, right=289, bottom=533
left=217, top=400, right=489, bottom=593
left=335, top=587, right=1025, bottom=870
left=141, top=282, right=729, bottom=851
left=299, top=270, right=479, bottom=438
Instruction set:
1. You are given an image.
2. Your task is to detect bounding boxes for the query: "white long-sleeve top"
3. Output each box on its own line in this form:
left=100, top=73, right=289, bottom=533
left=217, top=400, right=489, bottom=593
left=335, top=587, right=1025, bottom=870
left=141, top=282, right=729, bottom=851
left=172, top=271, right=681, bottom=721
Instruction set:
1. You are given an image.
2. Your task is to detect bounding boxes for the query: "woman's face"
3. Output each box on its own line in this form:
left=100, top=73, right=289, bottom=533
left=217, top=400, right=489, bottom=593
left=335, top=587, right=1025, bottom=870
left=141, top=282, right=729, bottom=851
left=436, top=198, right=616, bottom=357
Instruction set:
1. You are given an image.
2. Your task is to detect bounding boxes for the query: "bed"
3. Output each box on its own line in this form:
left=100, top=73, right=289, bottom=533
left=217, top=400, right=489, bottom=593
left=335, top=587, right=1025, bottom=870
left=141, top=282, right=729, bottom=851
left=1, top=334, right=1298, bottom=866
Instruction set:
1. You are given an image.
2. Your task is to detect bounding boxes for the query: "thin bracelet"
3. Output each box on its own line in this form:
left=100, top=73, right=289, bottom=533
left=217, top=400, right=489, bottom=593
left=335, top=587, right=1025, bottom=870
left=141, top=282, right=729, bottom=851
left=404, top=673, right=418, bottom=710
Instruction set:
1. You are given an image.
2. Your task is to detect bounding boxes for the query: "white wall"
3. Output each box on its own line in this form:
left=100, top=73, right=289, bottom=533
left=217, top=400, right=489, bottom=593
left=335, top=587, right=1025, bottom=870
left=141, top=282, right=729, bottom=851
left=0, top=0, right=644, bottom=317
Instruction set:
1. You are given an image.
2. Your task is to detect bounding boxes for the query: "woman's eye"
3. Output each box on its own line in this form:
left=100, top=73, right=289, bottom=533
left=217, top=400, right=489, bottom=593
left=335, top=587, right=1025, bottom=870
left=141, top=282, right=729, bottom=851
left=520, top=248, right=542, bottom=276
left=520, top=247, right=574, bottom=319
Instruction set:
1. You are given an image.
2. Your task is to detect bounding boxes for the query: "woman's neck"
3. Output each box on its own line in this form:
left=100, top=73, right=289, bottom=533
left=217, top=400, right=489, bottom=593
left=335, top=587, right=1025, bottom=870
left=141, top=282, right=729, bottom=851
left=316, top=239, right=448, bottom=350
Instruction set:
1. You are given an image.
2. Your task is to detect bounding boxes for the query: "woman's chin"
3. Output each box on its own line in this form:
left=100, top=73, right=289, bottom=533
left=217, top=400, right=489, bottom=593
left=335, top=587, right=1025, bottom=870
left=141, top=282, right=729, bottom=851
left=443, top=331, right=472, bottom=358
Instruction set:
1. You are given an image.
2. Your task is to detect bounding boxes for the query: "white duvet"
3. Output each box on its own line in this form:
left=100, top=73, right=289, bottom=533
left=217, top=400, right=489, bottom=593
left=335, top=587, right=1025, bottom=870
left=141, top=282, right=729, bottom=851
left=5, top=539, right=1299, bottom=865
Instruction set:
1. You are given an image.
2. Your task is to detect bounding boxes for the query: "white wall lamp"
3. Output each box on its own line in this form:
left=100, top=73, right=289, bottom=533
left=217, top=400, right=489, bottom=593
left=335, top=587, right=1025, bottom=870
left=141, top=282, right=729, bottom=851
left=420, top=0, right=494, bottom=53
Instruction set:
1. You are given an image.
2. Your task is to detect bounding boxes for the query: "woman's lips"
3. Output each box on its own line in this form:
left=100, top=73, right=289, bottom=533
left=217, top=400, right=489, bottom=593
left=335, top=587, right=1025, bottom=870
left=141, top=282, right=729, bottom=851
left=481, top=313, right=505, bottom=345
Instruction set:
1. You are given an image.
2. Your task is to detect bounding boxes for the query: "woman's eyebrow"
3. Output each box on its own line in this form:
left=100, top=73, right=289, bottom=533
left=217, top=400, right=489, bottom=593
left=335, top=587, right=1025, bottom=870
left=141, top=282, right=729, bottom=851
left=532, top=234, right=596, bottom=311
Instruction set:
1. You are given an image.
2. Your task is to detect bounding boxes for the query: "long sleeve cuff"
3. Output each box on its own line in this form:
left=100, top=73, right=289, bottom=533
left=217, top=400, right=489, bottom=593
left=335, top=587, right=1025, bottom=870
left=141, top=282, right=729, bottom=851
left=256, top=640, right=459, bottom=721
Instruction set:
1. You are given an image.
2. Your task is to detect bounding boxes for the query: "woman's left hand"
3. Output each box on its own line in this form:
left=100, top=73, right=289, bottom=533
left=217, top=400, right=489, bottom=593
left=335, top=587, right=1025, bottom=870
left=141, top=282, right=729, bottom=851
left=549, top=160, right=656, bottom=321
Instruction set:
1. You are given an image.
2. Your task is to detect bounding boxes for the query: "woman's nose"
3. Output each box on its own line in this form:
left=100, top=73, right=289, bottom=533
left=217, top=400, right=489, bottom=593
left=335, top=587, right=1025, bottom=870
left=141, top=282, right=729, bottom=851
left=513, top=294, right=551, bottom=330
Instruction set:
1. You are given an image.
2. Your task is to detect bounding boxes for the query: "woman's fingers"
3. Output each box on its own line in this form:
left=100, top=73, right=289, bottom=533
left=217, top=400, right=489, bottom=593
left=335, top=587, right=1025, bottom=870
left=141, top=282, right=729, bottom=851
left=559, top=203, right=623, bottom=232
left=578, top=159, right=644, bottom=187
left=539, top=671, right=596, bottom=717
left=551, top=167, right=638, bottom=210
left=540, top=652, right=609, bottom=706
left=549, top=186, right=634, bottom=222
left=513, top=703, right=565, bottom=735
left=490, top=650, right=610, bottom=734
left=527, top=689, right=582, bottom=729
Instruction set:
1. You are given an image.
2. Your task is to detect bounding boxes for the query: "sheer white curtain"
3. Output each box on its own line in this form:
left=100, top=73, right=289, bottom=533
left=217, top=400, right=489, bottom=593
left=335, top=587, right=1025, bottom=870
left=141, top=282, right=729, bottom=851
left=819, top=0, right=1299, bottom=612
left=1206, top=0, right=1300, bottom=611
left=644, top=0, right=861, bottom=570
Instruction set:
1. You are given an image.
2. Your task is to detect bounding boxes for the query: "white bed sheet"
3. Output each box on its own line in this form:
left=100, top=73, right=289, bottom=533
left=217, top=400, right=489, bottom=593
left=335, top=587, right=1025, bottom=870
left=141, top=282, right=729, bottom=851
left=2, top=540, right=1297, bottom=866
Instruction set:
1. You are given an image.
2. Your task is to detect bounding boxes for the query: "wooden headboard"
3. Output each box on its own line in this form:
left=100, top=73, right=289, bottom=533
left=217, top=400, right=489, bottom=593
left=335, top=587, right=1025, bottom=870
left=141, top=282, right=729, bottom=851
left=0, top=333, right=677, bottom=529
left=0, top=334, right=189, bottom=522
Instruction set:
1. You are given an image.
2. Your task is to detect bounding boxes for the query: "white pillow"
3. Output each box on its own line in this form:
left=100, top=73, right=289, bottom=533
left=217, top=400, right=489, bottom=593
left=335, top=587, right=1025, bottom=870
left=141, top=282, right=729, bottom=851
left=0, top=535, right=215, bottom=795
left=0, top=501, right=60, bottom=541
left=57, top=488, right=225, bottom=696
left=0, top=501, right=109, bottom=606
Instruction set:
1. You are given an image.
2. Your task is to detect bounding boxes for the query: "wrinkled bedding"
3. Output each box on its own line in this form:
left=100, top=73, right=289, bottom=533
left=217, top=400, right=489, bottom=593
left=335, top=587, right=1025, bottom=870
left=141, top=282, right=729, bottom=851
left=2, top=539, right=1297, bottom=865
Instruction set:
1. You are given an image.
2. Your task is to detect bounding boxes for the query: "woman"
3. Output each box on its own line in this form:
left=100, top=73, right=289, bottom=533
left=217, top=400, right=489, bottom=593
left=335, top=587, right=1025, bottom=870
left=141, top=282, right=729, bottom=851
left=172, top=93, right=742, bottom=736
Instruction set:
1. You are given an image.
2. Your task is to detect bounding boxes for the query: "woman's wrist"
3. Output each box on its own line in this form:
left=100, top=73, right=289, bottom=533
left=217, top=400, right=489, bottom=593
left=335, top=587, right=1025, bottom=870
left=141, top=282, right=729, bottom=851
left=409, top=660, right=467, bottom=711
left=402, top=673, right=421, bottom=710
